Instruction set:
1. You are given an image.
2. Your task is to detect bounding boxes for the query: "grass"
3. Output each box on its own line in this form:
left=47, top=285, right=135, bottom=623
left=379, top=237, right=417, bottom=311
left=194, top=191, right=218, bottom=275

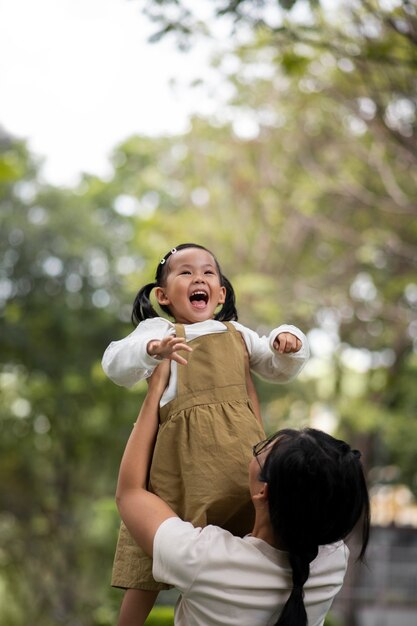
left=144, top=606, right=175, bottom=625
left=143, top=605, right=339, bottom=625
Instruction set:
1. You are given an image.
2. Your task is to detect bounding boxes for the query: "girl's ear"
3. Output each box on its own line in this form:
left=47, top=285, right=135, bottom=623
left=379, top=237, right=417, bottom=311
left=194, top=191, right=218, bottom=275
left=155, top=287, right=170, bottom=306
left=218, top=286, right=226, bottom=305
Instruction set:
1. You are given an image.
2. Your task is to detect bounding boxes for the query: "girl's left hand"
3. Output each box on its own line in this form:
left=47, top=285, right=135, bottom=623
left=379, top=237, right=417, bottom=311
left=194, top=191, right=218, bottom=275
left=273, top=332, right=302, bottom=354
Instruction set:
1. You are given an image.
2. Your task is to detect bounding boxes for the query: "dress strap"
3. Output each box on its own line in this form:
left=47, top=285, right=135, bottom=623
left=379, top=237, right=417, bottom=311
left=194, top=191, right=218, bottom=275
left=174, top=323, right=186, bottom=338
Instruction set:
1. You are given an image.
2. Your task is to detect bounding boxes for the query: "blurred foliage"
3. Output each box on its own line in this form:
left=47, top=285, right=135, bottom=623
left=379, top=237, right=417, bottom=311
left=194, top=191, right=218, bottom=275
left=141, top=0, right=322, bottom=47
left=0, top=132, right=146, bottom=623
left=1, top=1, right=417, bottom=624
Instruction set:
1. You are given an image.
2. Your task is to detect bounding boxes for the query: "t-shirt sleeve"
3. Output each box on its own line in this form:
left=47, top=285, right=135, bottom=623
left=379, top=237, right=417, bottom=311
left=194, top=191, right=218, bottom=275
left=152, top=518, right=211, bottom=592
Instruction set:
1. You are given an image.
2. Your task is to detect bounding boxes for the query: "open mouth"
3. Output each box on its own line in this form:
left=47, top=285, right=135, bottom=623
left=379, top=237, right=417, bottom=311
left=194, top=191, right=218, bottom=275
left=189, top=290, right=209, bottom=309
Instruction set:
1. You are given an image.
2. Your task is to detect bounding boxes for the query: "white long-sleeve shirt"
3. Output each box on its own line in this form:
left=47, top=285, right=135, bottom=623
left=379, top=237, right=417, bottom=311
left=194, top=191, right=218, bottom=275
left=102, top=318, right=309, bottom=406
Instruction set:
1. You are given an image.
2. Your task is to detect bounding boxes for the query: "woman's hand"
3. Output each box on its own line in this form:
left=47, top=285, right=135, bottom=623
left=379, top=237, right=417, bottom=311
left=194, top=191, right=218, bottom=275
left=147, top=359, right=171, bottom=397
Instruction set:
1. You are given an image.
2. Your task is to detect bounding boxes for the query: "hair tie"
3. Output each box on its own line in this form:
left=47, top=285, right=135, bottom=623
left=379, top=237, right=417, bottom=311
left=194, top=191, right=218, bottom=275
left=352, top=449, right=362, bottom=459
left=160, top=248, right=177, bottom=264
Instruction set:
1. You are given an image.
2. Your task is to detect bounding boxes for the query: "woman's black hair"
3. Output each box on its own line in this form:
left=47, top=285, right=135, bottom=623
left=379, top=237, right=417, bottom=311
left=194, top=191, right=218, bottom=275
left=131, top=243, right=238, bottom=325
left=259, top=428, right=370, bottom=626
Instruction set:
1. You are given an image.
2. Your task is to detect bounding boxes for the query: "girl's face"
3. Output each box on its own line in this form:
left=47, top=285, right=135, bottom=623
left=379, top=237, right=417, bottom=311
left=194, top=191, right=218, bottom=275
left=155, top=248, right=226, bottom=324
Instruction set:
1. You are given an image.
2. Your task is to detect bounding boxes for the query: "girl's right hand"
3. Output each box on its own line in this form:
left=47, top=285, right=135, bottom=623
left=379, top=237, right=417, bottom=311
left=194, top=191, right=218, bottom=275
left=147, top=336, right=192, bottom=365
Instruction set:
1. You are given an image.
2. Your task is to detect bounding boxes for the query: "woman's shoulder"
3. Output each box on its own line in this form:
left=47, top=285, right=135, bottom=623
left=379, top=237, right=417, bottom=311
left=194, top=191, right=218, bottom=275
left=312, top=541, right=349, bottom=574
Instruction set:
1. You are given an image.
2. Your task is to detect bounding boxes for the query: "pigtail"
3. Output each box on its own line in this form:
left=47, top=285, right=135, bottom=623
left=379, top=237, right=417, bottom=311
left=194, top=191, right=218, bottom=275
left=261, top=428, right=371, bottom=626
left=274, top=549, right=318, bottom=626
left=131, top=282, right=159, bottom=325
left=215, top=275, right=238, bottom=322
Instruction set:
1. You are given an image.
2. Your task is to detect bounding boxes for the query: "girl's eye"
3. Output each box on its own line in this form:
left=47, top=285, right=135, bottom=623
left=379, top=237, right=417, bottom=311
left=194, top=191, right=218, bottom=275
left=180, top=271, right=191, bottom=275
left=205, top=270, right=215, bottom=275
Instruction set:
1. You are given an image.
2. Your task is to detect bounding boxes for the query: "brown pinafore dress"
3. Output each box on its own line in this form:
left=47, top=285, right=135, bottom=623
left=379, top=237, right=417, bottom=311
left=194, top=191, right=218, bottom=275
left=111, top=322, right=265, bottom=590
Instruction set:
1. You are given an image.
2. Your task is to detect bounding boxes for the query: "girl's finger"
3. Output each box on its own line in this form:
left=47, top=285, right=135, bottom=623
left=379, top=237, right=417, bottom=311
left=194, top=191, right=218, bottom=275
left=169, top=338, right=192, bottom=351
left=278, top=337, right=287, bottom=353
left=171, top=352, right=189, bottom=365
left=171, top=341, right=192, bottom=353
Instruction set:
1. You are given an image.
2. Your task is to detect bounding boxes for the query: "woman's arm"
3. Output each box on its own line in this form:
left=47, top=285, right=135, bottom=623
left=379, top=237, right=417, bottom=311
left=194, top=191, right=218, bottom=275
left=115, top=361, right=178, bottom=556
left=239, top=333, right=263, bottom=425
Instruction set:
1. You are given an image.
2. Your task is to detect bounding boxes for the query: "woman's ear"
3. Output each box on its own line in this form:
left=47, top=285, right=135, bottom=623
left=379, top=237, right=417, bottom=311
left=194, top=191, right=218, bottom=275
left=252, top=482, right=269, bottom=507
left=155, top=287, right=170, bottom=306
left=259, top=482, right=269, bottom=502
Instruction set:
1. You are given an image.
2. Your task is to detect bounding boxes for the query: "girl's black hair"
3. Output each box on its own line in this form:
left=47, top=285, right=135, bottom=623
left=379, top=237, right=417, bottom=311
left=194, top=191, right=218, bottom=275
left=259, top=428, right=370, bottom=626
left=131, top=243, right=238, bottom=325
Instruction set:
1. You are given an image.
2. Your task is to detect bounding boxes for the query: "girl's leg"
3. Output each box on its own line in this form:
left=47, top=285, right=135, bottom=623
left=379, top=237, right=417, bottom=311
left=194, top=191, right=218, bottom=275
left=117, top=589, right=159, bottom=626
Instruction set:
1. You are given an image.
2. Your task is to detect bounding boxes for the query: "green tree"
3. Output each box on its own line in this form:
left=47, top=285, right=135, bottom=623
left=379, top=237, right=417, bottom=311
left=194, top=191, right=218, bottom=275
left=0, top=132, right=148, bottom=624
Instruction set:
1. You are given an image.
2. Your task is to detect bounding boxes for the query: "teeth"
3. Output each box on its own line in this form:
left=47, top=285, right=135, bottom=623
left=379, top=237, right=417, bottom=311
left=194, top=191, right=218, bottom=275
left=190, top=290, right=208, bottom=303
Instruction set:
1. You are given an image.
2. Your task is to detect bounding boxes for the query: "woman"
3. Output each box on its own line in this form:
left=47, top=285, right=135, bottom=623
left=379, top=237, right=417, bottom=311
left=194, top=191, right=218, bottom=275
left=116, top=364, right=370, bottom=626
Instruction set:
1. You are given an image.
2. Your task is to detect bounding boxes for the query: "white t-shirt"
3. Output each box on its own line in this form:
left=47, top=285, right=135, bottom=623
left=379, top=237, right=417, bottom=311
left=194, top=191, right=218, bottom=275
left=102, top=318, right=309, bottom=406
left=153, top=518, right=348, bottom=626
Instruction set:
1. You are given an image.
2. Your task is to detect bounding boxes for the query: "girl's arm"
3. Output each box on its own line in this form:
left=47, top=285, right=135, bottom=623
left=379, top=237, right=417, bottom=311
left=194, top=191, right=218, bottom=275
left=115, top=361, right=178, bottom=556
left=102, top=317, right=176, bottom=388
left=235, top=322, right=310, bottom=383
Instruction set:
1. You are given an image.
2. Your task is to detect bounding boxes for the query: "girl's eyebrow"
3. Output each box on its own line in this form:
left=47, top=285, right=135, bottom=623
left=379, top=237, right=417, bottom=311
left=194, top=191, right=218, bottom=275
left=174, top=263, right=192, bottom=270
left=175, top=262, right=216, bottom=270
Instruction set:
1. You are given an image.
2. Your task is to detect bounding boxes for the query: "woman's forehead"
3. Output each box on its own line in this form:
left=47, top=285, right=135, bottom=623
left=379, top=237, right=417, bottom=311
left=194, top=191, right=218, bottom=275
left=262, top=434, right=287, bottom=460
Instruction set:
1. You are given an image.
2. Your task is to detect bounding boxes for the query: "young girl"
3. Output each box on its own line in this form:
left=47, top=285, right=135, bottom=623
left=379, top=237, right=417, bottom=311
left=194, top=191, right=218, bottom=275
left=102, top=243, right=310, bottom=626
